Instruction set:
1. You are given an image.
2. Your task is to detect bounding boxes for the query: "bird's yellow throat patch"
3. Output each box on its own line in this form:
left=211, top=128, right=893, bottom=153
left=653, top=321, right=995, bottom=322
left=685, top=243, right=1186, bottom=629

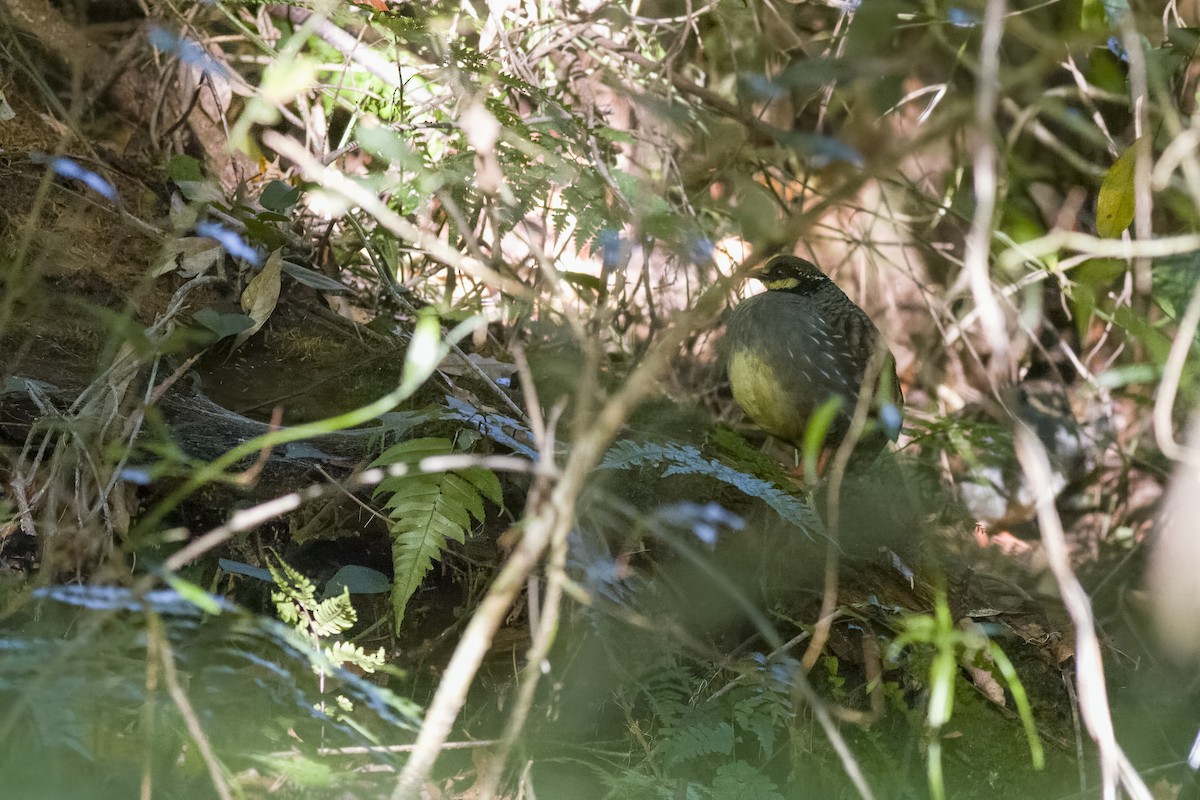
left=759, top=276, right=801, bottom=292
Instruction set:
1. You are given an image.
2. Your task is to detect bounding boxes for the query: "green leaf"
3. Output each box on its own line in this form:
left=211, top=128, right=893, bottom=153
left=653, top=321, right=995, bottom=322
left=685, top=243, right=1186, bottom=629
left=167, top=154, right=204, bottom=182
left=261, top=55, right=319, bottom=108
left=1096, top=137, right=1141, bottom=238
left=250, top=754, right=335, bottom=788
left=661, top=713, right=733, bottom=765
left=442, top=474, right=485, bottom=522
left=733, top=692, right=784, bottom=754
left=325, top=565, right=390, bottom=596
left=1097, top=363, right=1161, bottom=388
left=218, top=558, right=273, bottom=582
left=311, top=589, right=356, bottom=637
left=193, top=308, right=255, bottom=339
left=372, top=437, right=457, bottom=470
left=281, top=261, right=349, bottom=293
left=242, top=216, right=286, bottom=251
left=259, top=179, right=301, bottom=212
left=802, top=397, right=843, bottom=478
left=403, top=309, right=446, bottom=390
left=1080, top=0, right=1107, bottom=29
left=372, top=437, right=501, bottom=631
left=594, top=125, right=634, bottom=144
left=1112, top=304, right=1172, bottom=363
left=1069, top=258, right=1125, bottom=339
left=600, top=440, right=820, bottom=535
left=163, top=573, right=223, bottom=615
left=458, top=466, right=504, bottom=507
left=559, top=270, right=605, bottom=296
left=359, top=124, right=424, bottom=169
left=710, top=761, right=785, bottom=800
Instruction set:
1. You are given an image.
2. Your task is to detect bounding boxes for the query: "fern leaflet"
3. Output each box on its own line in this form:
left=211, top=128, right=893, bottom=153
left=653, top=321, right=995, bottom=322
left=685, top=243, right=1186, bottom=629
left=372, top=437, right=502, bottom=631
left=600, top=439, right=820, bottom=535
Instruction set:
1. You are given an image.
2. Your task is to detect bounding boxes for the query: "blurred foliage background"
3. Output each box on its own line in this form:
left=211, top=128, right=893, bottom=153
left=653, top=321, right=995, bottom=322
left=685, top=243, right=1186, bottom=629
left=3, top=0, right=1200, bottom=797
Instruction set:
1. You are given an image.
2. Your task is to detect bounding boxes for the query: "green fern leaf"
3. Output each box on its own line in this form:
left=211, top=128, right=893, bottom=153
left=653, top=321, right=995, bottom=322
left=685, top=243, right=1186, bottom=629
left=326, top=640, right=385, bottom=673
left=388, top=502, right=457, bottom=629
left=660, top=714, right=734, bottom=766
left=442, top=474, right=486, bottom=522
left=639, top=656, right=693, bottom=728
left=710, top=761, right=784, bottom=800
left=373, top=437, right=456, bottom=469
left=600, top=440, right=820, bottom=535
left=733, top=690, right=786, bottom=754
left=267, top=550, right=319, bottom=626
left=373, top=438, right=501, bottom=631
left=311, top=590, right=356, bottom=638
left=457, top=466, right=504, bottom=506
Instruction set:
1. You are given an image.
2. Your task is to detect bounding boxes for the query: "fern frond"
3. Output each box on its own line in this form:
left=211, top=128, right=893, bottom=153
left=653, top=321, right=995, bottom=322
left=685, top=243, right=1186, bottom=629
left=660, top=713, right=734, bottom=766
left=374, top=437, right=459, bottom=466
left=639, top=655, right=694, bottom=727
left=267, top=550, right=319, bottom=626
left=311, top=590, right=357, bottom=638
left=733, top=690, right=789, bottom=755
left=325, top=640, right=385, bottom=674
left=371, top=437, right=501, bottom=631
left=456, top=467, right=504, bottom=506
left=710, top=762, right=785, bottom=800
left=600, top=440, right=820, bottom=535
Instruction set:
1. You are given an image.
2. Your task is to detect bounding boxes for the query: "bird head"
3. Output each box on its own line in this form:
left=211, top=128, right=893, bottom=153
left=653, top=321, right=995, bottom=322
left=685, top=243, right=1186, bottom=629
left=753, top=255, right=830, bottom=293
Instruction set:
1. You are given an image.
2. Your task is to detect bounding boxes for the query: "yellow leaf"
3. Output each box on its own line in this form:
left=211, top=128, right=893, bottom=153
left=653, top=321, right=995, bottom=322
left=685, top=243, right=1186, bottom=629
left=1096, top=137, right=1142, bottom=238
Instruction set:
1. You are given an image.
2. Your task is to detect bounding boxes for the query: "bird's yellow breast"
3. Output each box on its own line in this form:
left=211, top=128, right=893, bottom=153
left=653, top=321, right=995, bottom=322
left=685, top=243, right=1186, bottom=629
left=727, top=349, right=802, bottom=443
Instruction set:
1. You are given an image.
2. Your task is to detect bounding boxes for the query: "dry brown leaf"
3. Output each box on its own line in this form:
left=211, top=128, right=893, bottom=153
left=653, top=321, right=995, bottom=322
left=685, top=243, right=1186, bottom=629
left=232, top=249, right=283, bottom=350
